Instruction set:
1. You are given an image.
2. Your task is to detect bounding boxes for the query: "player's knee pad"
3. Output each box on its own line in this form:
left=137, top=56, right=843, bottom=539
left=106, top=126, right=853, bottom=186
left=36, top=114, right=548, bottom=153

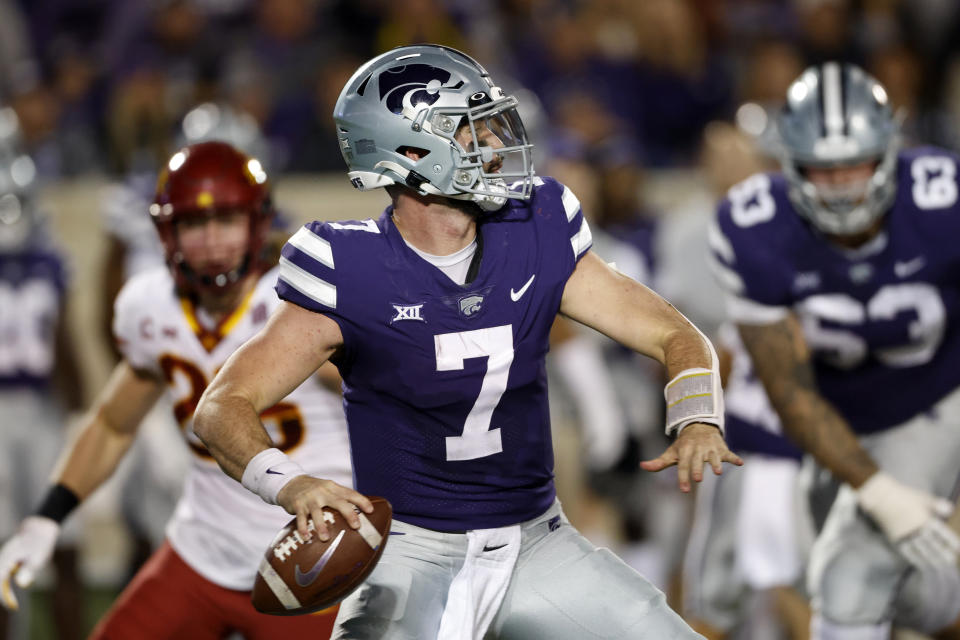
left=895, top=564, right=960, bottom=634
left=810, top=613, right=891, bottom=640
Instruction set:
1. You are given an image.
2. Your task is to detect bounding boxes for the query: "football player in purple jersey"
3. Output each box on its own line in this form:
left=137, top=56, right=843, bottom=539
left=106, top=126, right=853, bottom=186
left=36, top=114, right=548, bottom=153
left=0, top=114, right=85, bottom=640
left=710, top=63, right=960, bottom=639
left=194, top=45, right=741, bottom=640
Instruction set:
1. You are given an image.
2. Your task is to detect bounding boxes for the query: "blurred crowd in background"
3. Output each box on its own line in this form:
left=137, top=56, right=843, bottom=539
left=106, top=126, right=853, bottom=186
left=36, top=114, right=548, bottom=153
left=2, top=0, right=960, bottom=180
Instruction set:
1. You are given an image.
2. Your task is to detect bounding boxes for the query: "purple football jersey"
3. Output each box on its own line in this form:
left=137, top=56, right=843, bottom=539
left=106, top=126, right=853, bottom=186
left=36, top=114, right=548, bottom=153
left=276, top=177, right=592, bottom=530
left=0, top=247, right=67, bottom=390
left=712, top=147, right=960, bottom=434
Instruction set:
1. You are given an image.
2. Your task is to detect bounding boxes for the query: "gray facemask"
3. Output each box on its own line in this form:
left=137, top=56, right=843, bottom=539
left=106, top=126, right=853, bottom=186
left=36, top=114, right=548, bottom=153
left=777, top=62, right=900, bottom=236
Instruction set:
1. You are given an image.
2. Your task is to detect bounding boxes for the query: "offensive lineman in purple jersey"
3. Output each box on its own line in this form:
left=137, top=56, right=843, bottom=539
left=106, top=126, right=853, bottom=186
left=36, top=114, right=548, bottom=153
left=0, top=133, right=85, bottom=638
left=194, top=45, right=742, bottom=639
left=710, top=63, right=960, bottom=639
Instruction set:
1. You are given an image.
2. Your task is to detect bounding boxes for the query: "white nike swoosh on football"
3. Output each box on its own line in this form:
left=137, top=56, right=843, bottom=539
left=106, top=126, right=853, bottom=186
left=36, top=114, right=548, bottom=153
left=510, top=274, right=536, bottom=301
left=294, top=529, right=344, bottom=587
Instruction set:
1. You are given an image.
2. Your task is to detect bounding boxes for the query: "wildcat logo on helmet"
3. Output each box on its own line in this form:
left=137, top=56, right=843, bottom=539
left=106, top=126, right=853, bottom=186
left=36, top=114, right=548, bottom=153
left=379, top=64, right=453, bottom=115
left=333, top=45, right=535, bottom=211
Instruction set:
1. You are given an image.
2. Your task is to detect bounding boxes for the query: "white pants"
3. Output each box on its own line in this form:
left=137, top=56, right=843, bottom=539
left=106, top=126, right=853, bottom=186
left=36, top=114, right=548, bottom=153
left=808, top=385, right=960, bottom=633
left=333, top=500, right=703, bottom=640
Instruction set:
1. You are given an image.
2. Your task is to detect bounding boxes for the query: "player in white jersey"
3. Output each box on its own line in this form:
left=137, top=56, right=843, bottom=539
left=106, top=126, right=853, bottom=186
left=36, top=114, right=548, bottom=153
left=0, top=141, right=351, bottom=639
left=99, top=103, right=276, bottom=580
left=97, top=102, right=274, bottom=573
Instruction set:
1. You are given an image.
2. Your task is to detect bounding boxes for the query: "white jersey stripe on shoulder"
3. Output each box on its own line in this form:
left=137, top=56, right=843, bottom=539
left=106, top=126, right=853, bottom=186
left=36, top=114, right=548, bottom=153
left=329, top=219, right=380, bottom=233
left=561, top=185, right=581, bottom=221
left=707, top=219, right=735, bottom=264
left=707, top=253, right=745, bottom=294
left=288, top=227, right=334, bottom=269
left=570, top=218, right=592, bottom=258
left=257, top=559, right=302, bottom=610
left=278, top=257, right=337, bottom=309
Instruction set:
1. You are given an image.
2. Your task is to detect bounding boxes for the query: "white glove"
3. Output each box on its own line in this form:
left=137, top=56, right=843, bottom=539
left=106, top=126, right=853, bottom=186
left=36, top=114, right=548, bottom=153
left=856, top=472, right=960, bottom=569
left=0, top=516, right=60, bottom=610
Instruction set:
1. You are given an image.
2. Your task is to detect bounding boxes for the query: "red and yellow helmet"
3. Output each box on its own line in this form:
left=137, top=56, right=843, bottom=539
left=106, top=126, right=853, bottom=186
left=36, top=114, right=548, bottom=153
left=150, top=141, right=274, bottom=294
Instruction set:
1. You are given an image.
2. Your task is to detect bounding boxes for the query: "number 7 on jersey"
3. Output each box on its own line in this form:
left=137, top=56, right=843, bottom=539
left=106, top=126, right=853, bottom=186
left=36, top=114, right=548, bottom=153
left=435, top=325, right=514, bottom=461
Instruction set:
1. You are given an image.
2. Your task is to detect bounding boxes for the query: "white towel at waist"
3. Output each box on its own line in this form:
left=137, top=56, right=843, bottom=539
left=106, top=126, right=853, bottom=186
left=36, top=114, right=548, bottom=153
left=437, top=524, right=522, bottom=640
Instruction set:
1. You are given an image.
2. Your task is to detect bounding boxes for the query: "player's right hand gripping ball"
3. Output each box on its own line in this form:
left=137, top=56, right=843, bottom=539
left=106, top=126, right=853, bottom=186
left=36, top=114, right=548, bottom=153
left=251, top=496, right=392, bottom=615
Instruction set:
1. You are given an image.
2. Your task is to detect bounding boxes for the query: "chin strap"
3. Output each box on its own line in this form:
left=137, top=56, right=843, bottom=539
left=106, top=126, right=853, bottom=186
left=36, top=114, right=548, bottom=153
left=373, top=161, right=446, bottom=197
left=371, top=161, right=507, bottom=211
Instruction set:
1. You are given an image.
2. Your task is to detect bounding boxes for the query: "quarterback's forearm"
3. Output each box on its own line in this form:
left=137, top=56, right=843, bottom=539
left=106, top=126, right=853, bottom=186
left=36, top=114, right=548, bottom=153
left=193, top=303, right=343, bottom=480
left=738, top=318, right=878, bottom=487
left=660, top=321, right=715, bottom=377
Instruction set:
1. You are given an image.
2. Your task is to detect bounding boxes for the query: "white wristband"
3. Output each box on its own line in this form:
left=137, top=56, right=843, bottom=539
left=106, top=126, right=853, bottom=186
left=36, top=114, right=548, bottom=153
left=664, top=367, right=724, bottom=438
left=241, top=448, right=306, bottom=505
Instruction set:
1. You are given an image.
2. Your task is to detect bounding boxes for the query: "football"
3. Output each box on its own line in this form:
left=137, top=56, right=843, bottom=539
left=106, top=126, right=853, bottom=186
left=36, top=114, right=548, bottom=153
left=251, top=496, right=392, bottom=616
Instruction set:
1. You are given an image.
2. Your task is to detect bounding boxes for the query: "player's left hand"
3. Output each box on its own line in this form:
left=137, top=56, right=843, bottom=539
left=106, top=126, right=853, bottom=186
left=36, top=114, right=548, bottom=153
left=0, top=516, right=60, bottom=610
left=640, top=423, right=743, bottom=493
left=856, top=472, right=960, bottom=569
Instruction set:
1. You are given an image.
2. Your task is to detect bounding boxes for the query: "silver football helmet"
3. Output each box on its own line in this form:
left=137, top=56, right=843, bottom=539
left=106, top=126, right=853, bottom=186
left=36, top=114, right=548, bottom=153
left=333, top=45, right=535, bottom=211
left=778, top=62, right=900, bottom=236
left=0, top=108, right=39, bottom=252
left=177, top=102, right=270, bottom=168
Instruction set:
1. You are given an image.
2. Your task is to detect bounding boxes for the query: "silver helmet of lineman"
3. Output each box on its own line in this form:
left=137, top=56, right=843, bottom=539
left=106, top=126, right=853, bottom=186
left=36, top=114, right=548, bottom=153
left=333, top=44, right=535, bottom=211
left=177, top=102, right=271, bottom=169
left=0, top=107, right=39, bottom=252
left=777, top=62, right=900, bottom=236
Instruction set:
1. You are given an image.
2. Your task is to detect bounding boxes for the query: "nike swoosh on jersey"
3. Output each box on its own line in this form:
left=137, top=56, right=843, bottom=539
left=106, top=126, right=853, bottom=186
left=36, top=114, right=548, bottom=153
left=482, top=543, right=508, bottom=552
left=510, top=274, right=536, bottom=302
left=894, top=257, right=925, bottom=278
left=294, top=529, right=345, bottom=587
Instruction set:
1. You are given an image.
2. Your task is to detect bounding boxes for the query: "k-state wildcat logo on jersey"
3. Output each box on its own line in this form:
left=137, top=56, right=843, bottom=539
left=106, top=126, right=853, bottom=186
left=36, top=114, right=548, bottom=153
left=459, top=294, right=483, bottom=317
